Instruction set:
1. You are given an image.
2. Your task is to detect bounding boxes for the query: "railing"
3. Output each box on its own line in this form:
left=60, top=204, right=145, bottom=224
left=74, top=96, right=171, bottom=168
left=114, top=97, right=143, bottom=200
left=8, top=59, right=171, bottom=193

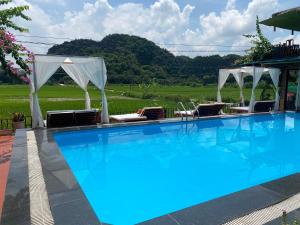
left=164, top=108, right=177, bottom=118
left=0, top=116, right=32, bottom=130
left=0, top=119, right=10, bottom=130
left=264, top=39, right=300, bottom=60
left=0, top=106, right=238, bottom=131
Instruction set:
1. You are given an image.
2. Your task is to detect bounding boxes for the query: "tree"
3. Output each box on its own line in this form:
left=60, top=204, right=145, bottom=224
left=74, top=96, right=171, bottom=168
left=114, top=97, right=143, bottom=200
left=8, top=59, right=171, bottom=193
left=48, top=34, right=242, bottom=85
left=236, top=16, right=272, bottom=64
left=0, top=0, right=32, bottom=83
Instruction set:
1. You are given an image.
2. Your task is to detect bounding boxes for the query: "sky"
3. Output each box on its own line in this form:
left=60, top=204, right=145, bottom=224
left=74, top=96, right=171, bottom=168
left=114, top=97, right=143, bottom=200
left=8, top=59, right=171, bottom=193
left=6, top=0, right=300, bottom=57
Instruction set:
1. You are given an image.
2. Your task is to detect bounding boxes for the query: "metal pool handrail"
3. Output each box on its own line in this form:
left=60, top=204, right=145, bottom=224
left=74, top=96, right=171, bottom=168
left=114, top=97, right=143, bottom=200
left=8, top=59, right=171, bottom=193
left=177, top=102, right=188, bottom=121
left=190, top=101, right=200, bottom=119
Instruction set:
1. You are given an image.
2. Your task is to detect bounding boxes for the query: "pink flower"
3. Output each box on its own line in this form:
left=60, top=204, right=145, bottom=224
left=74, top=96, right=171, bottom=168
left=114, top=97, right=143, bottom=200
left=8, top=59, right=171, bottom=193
left=4, top=45, right=12, bottom=53
left=4, top=32, right=16, bottom=42
left=7, top=61, right=14, bottom=66
left=20, top=76, right=30, bottom=84
left=0, top=30, right=32, bottom=84
left=10, top=67, right=18, bottom=75
left=25, top=67, right=32, bottom=73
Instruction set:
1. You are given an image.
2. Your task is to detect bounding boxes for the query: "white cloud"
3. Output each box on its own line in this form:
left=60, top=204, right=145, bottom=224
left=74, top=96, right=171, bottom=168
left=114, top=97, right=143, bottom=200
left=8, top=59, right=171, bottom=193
left=273, top=34, right=300, bottom=45
left=225, top=0, right=236, bottom=10
left=30, top=0, right=66, bottom=6
left=195, top=0, right=279, bottom=52
left=102, top=0, right=194, bottom=45
left=7, top=0, right=299, bottom=57
left=47, top=0, right=113, bottom=39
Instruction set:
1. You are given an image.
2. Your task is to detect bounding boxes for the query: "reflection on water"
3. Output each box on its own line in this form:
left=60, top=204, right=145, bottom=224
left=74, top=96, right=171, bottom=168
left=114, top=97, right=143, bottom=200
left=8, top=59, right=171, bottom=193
left=54, top=113, right=300, bottom=225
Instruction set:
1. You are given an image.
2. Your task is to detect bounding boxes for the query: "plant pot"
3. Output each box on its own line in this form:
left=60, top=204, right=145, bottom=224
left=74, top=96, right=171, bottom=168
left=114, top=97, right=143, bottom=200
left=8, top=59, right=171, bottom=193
left=12, top=121, right=25, bottom=131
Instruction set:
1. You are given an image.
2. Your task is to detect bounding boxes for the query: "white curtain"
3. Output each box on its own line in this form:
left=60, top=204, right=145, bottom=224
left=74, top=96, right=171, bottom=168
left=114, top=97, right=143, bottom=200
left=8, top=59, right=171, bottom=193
left=218, top=68, right=247, bottom=106
left=295, top=70, right=300, bottom=111
left=61, top=63, right=91, bottom=109
left=232, top=71, right=245, bottom=106
left=30, top=55, right=109, bottom=128
left=29, top=56, right=64, bottom=128
left=268, top=68, right=281, bottom=111
left=217, top=69, right=231, bottom=102
left=248, top=67, right=265, bottom=112
left=29, top=89, right=44, bottom=129
left=84, top=59, right=109, bottom=123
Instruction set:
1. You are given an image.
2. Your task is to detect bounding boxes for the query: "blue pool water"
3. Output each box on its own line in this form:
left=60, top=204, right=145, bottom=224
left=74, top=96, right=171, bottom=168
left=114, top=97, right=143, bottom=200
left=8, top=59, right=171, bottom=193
left=54, top=113, right=300, bottom=225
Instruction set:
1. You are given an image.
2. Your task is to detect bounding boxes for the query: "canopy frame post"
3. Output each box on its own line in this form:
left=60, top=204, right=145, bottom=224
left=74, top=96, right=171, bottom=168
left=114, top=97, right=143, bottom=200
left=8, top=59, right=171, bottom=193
left=29, top=54, right=110, bottom=128
left=218, top=66, right=281, bottom=113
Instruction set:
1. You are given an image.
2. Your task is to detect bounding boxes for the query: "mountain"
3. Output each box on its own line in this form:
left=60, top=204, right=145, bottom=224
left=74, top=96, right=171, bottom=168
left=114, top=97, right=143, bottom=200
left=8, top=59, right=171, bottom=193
left=48, top=34, right=241, bottom=85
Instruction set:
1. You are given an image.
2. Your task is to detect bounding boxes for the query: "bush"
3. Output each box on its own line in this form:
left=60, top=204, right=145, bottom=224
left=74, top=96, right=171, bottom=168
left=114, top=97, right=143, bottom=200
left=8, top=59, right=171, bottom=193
left=141, top=93, right=158, bottom=99
left=189, top=83, right=202, bottom=87
left=163, top=95, right=191, bottom=103
left=205, top=96, right=218, bottom=102
left=122, top=91, right=140, bottom=98
left=244, top=82, right=253, bottom=88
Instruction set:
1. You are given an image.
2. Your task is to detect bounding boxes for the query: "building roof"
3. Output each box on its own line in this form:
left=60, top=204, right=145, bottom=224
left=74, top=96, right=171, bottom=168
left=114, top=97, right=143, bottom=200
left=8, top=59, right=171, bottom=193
left=260, top=7, right=300, bottom=31
left=255, top=56, right=300, bottom=69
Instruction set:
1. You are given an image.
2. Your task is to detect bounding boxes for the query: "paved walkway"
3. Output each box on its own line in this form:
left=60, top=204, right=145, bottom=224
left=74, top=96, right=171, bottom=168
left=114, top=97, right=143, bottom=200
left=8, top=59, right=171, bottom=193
left=0, top=136, right=13, bottom=218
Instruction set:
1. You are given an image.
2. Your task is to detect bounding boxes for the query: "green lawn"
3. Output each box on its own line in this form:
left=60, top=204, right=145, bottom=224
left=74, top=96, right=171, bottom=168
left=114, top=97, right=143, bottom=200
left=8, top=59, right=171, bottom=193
left=0, top=84, right=261, bottom=119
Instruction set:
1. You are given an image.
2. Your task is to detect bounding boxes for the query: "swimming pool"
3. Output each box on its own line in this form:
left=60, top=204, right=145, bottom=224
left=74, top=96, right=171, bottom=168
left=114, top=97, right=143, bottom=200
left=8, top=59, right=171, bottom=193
left=54, top=112, right=300, bottom=225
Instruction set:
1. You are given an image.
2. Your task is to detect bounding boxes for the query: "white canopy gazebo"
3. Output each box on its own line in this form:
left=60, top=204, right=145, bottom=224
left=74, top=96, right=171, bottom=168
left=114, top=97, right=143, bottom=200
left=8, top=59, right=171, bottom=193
left=217, top=66, right=281, bottom=112
left=29, top=55, right=109, bottom=128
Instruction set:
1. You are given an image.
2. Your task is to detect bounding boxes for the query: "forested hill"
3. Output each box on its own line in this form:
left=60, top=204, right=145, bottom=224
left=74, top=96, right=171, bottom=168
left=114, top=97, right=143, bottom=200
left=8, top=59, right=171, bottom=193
left=48, top=34, right=241, bottom=85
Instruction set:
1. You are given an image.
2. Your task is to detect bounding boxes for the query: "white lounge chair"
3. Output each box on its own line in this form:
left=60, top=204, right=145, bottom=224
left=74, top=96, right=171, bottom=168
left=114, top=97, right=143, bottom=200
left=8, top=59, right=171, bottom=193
left=230, top=106, right=249, bottom=113
left=110, top=107, right=165, bottom=123
left=110, top=113, right=147, bottom=122
left=175, top=103, right=225, bottom=117
left=230, top=101, right=275, bottom=113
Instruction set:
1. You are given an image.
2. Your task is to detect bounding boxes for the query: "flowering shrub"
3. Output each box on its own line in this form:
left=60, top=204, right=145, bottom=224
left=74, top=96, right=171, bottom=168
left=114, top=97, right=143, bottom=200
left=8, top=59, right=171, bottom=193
left=0, top=0, right=32, bottom=84
left=0, top=30, right=32, bottom=84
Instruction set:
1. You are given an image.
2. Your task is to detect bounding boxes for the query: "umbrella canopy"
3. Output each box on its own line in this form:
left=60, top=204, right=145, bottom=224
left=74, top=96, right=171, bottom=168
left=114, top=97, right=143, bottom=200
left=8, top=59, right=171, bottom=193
left=260, top=7, right=300, bottom=32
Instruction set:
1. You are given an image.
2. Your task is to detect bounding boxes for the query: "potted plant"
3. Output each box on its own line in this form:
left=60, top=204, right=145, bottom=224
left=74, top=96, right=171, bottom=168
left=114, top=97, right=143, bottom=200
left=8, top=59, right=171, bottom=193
left=12, top=112, right=25, bottom=130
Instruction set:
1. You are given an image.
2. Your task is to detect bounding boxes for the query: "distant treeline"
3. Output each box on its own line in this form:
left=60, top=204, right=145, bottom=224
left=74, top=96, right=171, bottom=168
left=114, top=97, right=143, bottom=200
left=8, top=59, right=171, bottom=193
left=47, top=34, right=241, bottom=85
left=0, top=34, right=242, bottom=85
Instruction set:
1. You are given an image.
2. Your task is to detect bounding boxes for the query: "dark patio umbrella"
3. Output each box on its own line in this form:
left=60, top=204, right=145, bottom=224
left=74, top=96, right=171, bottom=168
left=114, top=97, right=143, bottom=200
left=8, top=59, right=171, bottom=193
left=260, top=7, right=300, bottom=32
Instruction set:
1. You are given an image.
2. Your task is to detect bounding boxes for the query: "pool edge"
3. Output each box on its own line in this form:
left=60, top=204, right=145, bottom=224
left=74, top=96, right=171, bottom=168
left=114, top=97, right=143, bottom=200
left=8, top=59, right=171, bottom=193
left=1, top=112, right=300, bottom=225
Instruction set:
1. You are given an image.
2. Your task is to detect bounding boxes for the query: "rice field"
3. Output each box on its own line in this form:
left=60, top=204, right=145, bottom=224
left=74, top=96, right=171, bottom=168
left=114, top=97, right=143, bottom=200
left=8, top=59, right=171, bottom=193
left=0, top=84, right=260, bottom=119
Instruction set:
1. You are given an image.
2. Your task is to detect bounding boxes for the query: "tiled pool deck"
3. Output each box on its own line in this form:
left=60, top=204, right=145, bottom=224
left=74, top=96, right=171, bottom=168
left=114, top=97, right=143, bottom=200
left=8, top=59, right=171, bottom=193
left=1, top=114, right=300, bottom=225
left=0, top=136, right=13, bottom=218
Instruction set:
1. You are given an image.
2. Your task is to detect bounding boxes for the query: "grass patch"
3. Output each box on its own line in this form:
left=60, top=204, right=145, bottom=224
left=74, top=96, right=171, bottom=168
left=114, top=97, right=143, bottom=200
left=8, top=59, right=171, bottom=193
left=0, top=84, right=263, bottom=119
